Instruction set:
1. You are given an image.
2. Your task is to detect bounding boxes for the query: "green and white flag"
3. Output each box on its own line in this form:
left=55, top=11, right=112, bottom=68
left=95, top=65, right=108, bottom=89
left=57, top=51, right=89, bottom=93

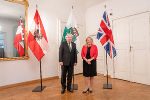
left=62, top=9, right=80, bottom=54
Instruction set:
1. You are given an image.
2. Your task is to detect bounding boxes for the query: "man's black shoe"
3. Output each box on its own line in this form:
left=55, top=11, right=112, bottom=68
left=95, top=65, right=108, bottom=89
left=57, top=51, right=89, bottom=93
left=61, top=89, right=65, bottom=94
left=67, top=88, right=73, bottom=93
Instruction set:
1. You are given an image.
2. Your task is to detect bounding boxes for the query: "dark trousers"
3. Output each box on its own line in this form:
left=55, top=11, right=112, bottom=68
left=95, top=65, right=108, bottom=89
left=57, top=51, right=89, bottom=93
left=61, top=63, right=73, bottom=90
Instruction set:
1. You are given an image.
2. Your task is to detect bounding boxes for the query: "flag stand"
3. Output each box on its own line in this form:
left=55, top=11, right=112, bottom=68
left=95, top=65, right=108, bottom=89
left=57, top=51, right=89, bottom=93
left=32, top=60, right=46, bottom=92
left=71, top=66, right=78, bottom=90
left=103, top=52, right=112, bottom=89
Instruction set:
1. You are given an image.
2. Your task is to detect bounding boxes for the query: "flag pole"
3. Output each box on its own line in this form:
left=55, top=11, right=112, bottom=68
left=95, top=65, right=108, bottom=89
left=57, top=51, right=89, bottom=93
left=103, top=4, right=112, bottom=89
left=32, top=59, right=46, bottom=92
left=40, top=60, right=43, bottom=90
left=32, top=4, right=46, bottom=92
left=20, top=16, right=25, bottom=56
left=103, top=52, right=112, bottom=89
left=71, top=5, right=78, bottom=91
left=106, top=52, right=108, bottom=85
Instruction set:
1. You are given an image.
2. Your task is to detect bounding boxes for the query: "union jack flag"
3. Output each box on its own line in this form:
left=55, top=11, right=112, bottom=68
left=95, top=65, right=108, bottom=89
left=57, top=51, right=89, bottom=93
left=97, top=11, right=116, bottom=58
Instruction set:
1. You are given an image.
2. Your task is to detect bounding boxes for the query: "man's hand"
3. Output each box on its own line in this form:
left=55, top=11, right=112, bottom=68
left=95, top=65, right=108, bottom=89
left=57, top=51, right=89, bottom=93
left=59, top=62, right=63, bottom=66
left=74, top=63, right=77, bottom=66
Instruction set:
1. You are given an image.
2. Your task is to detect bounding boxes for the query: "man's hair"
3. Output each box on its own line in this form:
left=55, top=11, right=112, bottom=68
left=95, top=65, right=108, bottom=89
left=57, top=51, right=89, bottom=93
left=65, top=33, right=73, bottom=39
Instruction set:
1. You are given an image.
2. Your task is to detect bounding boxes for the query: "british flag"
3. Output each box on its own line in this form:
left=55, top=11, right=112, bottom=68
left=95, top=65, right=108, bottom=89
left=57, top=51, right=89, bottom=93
left=97, top=11, right=116, bottom=58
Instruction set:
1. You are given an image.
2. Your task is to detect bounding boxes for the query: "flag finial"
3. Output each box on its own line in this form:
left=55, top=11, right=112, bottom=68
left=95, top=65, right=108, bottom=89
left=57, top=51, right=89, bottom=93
left=20, top=16, right=22, bottom=21
left=104, top=4, right=106, bottom=9
left=36, top=4, right=38, bottom=9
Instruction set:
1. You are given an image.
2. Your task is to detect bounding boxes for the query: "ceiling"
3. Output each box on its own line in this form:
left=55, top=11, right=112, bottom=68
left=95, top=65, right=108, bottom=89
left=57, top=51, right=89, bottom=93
left=0, top=0, right=105, bottom=20
left=80, top=0, right=105, bottom=9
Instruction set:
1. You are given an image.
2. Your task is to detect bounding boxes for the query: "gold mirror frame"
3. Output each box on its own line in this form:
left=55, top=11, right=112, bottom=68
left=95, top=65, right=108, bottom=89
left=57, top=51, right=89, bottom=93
left=0, top=0, right=29, bottom=61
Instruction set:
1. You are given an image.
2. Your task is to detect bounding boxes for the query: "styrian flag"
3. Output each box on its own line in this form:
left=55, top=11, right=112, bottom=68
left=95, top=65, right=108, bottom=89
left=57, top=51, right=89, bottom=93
left=62, top=9, right=80, bottom=54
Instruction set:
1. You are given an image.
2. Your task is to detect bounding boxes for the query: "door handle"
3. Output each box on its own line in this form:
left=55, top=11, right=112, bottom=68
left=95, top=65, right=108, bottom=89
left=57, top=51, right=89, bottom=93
left=129, top=45, right=133, bottom=52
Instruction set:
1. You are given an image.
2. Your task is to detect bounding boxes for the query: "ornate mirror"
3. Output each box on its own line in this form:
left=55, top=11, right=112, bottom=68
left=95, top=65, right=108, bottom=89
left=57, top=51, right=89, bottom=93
left=0, top=0, right=29, bottom=61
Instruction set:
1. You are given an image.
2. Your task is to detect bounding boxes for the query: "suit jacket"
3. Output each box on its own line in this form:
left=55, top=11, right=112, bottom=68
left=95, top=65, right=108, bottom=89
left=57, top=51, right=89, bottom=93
left=81, top=44, right=98, bottom=60
left=59, top=41, right=77, bottom=66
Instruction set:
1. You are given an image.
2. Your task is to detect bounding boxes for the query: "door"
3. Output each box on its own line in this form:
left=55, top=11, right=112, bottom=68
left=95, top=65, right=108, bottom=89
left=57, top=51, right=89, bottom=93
left=113, top=12, right=150, bottom=84
left=113, top=17, right=131, bottom=81
left=130, top=12, right=149, bottom=84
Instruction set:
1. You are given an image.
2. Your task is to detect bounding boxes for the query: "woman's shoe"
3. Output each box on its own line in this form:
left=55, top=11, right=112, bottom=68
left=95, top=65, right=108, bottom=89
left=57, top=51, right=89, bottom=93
left=82, top=88, right=89, bottom=93
left=89, top=89, right=93, bottom=93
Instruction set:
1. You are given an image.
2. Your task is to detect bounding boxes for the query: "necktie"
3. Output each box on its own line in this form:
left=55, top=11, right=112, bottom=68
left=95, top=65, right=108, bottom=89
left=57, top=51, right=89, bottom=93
left=68, top=43, right=71, bottom=52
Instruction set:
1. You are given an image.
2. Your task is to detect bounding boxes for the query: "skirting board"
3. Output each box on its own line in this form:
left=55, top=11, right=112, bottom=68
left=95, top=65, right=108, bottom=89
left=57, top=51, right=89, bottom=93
left=0, top=76, right=59, bottom=90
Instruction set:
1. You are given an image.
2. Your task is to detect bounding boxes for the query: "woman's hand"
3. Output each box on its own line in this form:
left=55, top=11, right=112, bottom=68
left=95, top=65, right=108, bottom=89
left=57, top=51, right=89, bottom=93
left=84, top=57, right=91, bottom=64
left=87, top=59, right=92, bottom=62
left=87, top=57, right=94, bottom=64
left=86, top=59, right=91, bottom=64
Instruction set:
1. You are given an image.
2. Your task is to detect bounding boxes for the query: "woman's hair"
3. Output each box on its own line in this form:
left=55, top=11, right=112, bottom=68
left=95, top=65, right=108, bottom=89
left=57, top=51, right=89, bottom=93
left=85, top=36, right=93, bottom=46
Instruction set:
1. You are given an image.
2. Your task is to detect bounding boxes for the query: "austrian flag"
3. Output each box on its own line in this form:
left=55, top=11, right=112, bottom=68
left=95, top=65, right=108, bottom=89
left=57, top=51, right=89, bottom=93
left=28, top=10, right=48, bottom=61
left=14, top=18, right=25, bottom=56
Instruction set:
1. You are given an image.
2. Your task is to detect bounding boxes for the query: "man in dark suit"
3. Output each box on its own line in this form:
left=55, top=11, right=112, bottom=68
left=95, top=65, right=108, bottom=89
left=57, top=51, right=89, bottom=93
left=59, top=34, right=77, bottom=94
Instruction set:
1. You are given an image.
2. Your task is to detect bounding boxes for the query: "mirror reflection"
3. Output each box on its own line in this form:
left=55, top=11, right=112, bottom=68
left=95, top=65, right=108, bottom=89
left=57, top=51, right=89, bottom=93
left=0, top=0, right=25, bottom=58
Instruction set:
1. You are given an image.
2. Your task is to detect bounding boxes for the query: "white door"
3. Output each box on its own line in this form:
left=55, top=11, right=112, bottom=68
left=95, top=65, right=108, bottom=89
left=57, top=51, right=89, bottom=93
left=129, top=12, right=149, bottom=84
left=113, top=17, right=131, bottom=81
left=113, top=12, right=150, bottom=84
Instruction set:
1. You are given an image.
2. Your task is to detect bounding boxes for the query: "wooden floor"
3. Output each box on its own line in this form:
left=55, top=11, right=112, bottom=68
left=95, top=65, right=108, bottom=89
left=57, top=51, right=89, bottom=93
left=1, top=74, right=150, bottom=100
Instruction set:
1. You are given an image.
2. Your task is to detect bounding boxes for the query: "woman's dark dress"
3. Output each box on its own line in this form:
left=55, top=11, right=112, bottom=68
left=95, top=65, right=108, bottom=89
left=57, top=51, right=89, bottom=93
left=83, top=47, right=97, bottom=77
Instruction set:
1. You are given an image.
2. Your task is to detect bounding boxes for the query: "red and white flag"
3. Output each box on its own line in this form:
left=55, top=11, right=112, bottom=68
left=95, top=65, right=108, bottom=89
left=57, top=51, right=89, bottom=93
left=28, top=9, right=48, bottom=61
left=14, top=18, right=25, bottom=56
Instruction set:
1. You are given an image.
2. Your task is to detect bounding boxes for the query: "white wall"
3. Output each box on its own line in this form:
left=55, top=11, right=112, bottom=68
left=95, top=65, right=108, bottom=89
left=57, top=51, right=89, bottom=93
left=85, top=0, right=150, bottom=76
left=0, top=0, right=86, bottom=87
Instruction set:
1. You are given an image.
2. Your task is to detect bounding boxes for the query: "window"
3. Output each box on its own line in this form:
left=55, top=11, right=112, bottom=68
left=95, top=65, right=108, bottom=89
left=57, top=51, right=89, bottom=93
left=0, top=33, right=4, bottom=48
